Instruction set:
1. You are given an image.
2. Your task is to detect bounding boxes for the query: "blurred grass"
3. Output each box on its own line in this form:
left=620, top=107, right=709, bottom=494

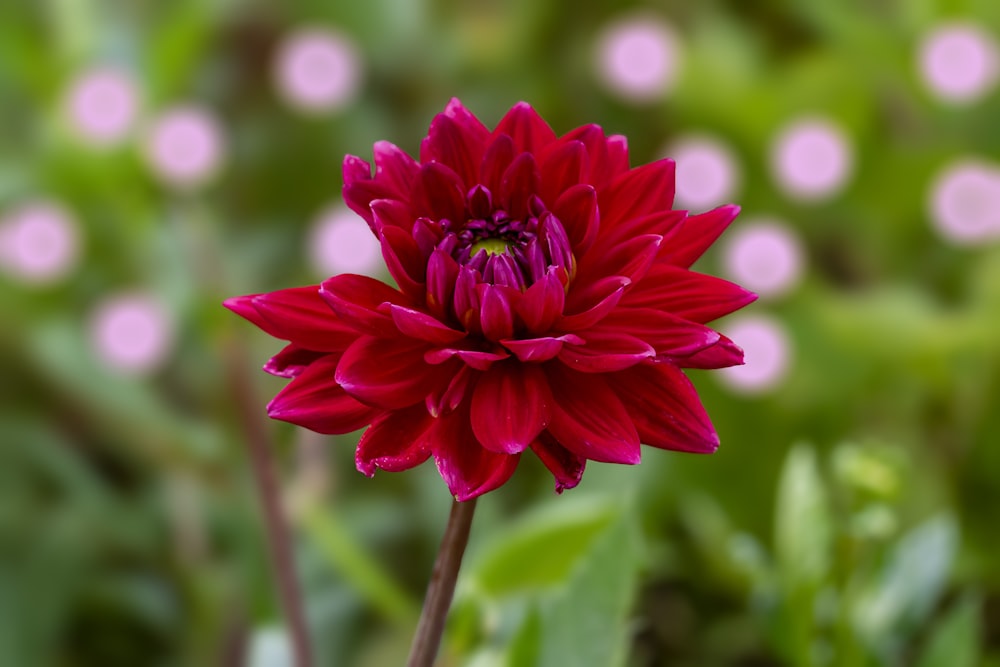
left=2, top=0, right=1000, bottom=665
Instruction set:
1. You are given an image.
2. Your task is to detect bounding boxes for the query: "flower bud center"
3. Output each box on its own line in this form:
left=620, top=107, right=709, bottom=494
left=469, top=237, right=509, bottom=256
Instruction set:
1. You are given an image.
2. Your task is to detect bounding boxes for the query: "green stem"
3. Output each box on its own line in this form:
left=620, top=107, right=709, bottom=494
left=405, top=498, right=478, bottom=667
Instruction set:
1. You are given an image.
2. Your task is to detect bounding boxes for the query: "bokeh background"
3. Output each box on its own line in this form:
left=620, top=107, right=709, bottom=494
left=2, top=1, right=1000, bottom=665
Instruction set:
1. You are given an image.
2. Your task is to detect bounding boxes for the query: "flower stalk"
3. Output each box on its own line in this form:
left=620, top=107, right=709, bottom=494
left=406, top=498, right=478, bottom=667
left=227, top=343, right=314, bottom=667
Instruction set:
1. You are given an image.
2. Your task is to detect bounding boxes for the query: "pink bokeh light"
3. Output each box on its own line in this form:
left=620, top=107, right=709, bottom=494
left=0, top=200, right=80, bottom=284
left=89, top=292, right=175, bottom=374
left=596, top=15, right=680, bottom=102
left=717, top=315, right=791, bottom=394
left=669, top=135, right=741, bottom=211
left=143, top=106, right=224, bottom=188
left=928, top=159, right=1000, bottom=245
left=770, top=118, right=853, bottom=201
left=918, top=23, right=999, bottom=104
left=722, top=218, right=804, bottom=298
left=307, top=205, right=383, bottom=278
left=64, top=67, right=139, bottom=147
left=274, top=28, right=361, bottom=113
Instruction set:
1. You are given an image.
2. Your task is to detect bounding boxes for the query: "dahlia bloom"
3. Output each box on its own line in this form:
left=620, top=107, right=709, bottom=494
left=226, top=99, right=756, bottom=501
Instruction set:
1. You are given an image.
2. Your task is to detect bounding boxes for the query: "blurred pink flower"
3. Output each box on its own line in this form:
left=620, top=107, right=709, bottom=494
left=90, top=292, right=174, bottom=374
left=274, top=28, right=361, bottom=113
left=770, top=118, right=853, bottom=201
left=0, top=200, right=80, bottom=284
left=669, top=135, right=741, bottom=211
left=143, top=106, right=224, bottom=188
left=64, top=67, right=139, bottom=146
left=307, top=205, right=384, bottom=278
left=928, top=159, right=1000, bottom=244
left=227, top=99, right=756, bottom=500
left=716, top=315, right=790, bottom=394
left=722, top=219, right=804, bottom=298
left=596, top=15, right=680, bottom=102
left=918, top=23, right=999, bottom=104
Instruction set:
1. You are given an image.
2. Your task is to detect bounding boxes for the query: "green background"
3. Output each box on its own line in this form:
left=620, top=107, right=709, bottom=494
left=2, top=0, right=999, bottom=665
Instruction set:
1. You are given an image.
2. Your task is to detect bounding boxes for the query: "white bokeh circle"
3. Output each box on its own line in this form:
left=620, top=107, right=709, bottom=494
left=770, top=118, right=853, bottom=201
left=928, top=159, right=1000, bottom=244
left=307, top=205, right=383, bottom=278
left=722, top=218, right=804, bottom=298
left=596, top=15, right=680, bottom=102
left=717, top=315, right=791, bottom=394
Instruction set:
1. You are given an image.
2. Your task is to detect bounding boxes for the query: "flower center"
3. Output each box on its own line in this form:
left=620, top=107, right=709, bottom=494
left=433, top=184, right=574, bottom=290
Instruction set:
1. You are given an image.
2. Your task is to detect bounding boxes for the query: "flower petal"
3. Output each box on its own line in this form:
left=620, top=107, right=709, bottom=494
left=224, top=288, right=358, bottom=352
left=372, top=141, right=419, bottom=195
left=659, top=204, right=740, bottom=268
left=599, top=158, right=676, bottom=230
left=551, top=184, right=599, bottom=257
left=620, top=264, right=758, bottom=323
left=557, top=330, right=655, bottom=372
left=605, top=362, right=719, bottom=453
left=412, top=161, right=467, bottom=224
left=500, top=334, right=584, bottom=362
left=356, top=404, right=434, bottom=475
left=576, top=233, right=661, bottom=287
left=425, top=346, right=509, bottom=371
left=493, top=101, right=557, bottom=154
left=430, top=403, right=521, bottom=501
left=478, top=284, right=516, bottom=342
left=539, top=140, right=588, bottom=206
left=518, top=267, right=566, bottom=335
left=426, top=365, right=476, bottom=417
left=559, top=276, right=629, bottom=331
left=667, top=334, right=744, bottom=369
left=471, top=362, right=552, bottom=454
left=544, top=365, right=640, bottom=464
left=263, top=344, right=326, bottom=377
left=267, top=355, right=381, bottom=434
left=420, top=100, right=489, bottom=188
left=378, top=225, right=427, bottom=301
left=530, top=433, right=586, bottom=493
left=336, top=336, right=455, bottom=409
left=599, top=308, right=720, bottom=357
left=319, top=274, right=405, bottom=337
left=389, top=304, right=467, bottom=344
left=426, top=248, right=460, bottom=322
left=480, top=134, right=516, bottom=194
left=500, top=151, right=540, bottom=221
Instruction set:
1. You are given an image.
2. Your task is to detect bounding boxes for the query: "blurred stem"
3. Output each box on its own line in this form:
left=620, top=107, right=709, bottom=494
left=406, top=498, right=478, bottom=667
left=227, top=344, right=313, bottom=667
left=300, top=505, right=419, bottom=627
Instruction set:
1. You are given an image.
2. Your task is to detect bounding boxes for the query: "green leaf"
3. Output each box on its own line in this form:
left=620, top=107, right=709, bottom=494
left=775, top=445, right=833, bottom=589
left=915, top=594, right=981, bottom=667
left=468, top=497, right=618, bottom=598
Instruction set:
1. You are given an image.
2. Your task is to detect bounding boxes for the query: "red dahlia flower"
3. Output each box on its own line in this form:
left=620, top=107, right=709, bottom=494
left=226, top=99, right=756, bottom=501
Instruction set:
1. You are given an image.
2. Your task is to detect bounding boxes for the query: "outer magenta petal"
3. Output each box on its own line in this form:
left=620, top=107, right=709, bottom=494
left=599, top=308, right=720, bottom=357
left=336, top=336, right=455, bottom=409
left=480, top=134, right=516, bottom=194
left=420, top=102, right=489, bottom=188
left=557, top=330, right=655, bottom=372
left=593, top=209, right=686, bottom=256
left=518, top=268, right=565, bottom=335
left=389, top=304, right=467, bottom=344
left=500, top=152, right=541, bottom=221
left=493, top=101, right=557, bottom=154
left=224, top=287, right=357, bottom=352
left=267, top=355, right=381, bottom=434
left=606, top=362, right=720, bottom=453
left=471, top=362, right=552, bottom=454
left=356, top=405, right=435, bottom=475
left=378, top=225, right=427, bottom=301
left=560, top=276, right=630, bottom=331
left=668, top=334, right=745, bottom=369
left=539, top=140, right=588, bottom=206
left=576, top=233, right=661, bottom=287
left=412, top=162, right=467, bottom=224
left=599, top=158, right=676, bottom=229
left=430, top=404, right=521, bottom=501
left=551, top=184, right=599, bottom=257
left=500, top=334, right=584, bottom=362
left=263, top=344, right=326, bottom=378
left=372, top=141, right=419, bottom=196
left=530, top=433, right=586, bottom=493
left=621, top=264, right=758, bottom=323
left=545, top=364, right=641, bottom=464
left=319, top=274, right=405, bottom=337
left=659, top=204, right=740, bottom=268
left=424, top=346, right=509, bottom=371
left=478, top=284, right=516, bottom=342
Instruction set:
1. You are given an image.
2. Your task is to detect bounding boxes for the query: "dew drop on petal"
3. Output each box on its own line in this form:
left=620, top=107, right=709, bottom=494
left=274, top=28, right=362, bottom=113
left=89, top=292, right=175, bottom=374
left=64, top=67, right=139, bottom=146
left=918, top=22, right=1000, bottom=104
left=143, top=106, right=224, bottom=188
left=595, top=14, right=680, bottom=102
left=928, top=159, right=1000, bottom=244
left=669, top=135, right=741, bottom=211
left=770, top=118, right=853, bottom=201
left=0, top=200, right=80, bottom=284
left=307, top=205, right=383, bottom=277
left=717, top=315, right=790, bottom=394
left=722, top=218, right=804, bottom=298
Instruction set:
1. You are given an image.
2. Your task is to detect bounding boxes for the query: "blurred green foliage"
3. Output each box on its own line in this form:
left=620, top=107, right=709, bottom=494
left=2, top=0, right=1000, bottom=665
